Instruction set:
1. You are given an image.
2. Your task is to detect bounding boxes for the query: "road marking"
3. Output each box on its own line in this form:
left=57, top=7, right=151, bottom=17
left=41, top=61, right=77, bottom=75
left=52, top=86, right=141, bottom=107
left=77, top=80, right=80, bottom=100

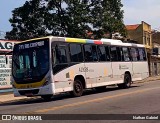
left=28, top=87, right=160, bottom=114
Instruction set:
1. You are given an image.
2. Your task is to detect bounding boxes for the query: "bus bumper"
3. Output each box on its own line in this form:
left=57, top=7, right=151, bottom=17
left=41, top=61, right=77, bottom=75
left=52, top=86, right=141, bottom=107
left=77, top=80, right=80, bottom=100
left=13, top=83, right=55, bottom=97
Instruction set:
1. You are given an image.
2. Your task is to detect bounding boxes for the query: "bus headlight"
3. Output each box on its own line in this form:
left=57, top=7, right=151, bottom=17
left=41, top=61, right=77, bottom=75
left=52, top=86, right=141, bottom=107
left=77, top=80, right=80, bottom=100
left=43, top=77, right=50, bottom=86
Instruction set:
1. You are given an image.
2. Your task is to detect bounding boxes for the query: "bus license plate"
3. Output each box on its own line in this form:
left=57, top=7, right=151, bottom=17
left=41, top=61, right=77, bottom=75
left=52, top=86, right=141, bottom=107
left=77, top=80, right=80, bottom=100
left=25, top=93, right=33, bottom=97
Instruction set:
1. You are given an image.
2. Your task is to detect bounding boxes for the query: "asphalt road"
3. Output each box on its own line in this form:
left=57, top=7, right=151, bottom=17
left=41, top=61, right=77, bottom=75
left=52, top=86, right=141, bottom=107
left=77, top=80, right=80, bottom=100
left=0, top=80, right=160, bottom=123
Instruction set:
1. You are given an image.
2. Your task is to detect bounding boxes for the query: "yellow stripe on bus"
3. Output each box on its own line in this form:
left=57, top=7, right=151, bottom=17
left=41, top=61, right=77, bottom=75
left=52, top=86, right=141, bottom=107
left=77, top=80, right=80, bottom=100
left=13, top=78, right=46, bottom=89
left=66, top=38, right=86, bottom=43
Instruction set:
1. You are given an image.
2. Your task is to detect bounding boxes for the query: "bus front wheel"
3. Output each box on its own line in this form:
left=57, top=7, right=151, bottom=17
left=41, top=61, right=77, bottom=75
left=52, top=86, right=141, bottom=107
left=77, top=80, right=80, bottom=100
left=118, top=73, right=131, bottom=89
left=71, top=79, right=83, bottom=97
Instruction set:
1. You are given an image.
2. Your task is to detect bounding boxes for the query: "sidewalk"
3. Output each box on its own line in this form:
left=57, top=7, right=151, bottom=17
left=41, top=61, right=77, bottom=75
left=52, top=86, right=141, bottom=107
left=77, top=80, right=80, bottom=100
left=135, top=75, right=160, bottom=83
left=0, top=76, right=160, bottom=103
left=0, top=94, right=36, bottom=103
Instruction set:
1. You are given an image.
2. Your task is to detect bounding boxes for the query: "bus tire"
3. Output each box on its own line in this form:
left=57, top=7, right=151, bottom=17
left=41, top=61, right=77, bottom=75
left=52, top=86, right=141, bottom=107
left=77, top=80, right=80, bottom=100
left=71, top=79, right=83, bottom=97
left=41, top=94, right=53, bottom=101
left=118, top=73, right=131, bottom=89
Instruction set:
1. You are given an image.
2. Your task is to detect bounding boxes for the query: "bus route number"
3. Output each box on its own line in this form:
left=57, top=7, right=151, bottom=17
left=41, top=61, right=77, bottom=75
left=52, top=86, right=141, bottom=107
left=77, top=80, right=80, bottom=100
left=79, top=67, right=88, bottom=72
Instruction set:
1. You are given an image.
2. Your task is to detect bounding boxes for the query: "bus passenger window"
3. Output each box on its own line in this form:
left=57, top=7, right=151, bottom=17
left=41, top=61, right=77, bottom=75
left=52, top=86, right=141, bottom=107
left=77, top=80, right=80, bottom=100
left=105, top=46, right=110, bottom=61
left=110, top=46, right=118, bottom=61
left=98, top=46, right=106, bottom=61
left=91, top=46, right=98, bottom=61
left=70, top=44, right=83, bottom=62
left=138, top=48, right=147, bottom=61
left=122, top=47, right=131, bottom=61
left=117, top=47, right=122, bottom=61
left=54, top=46, right=67, bottom=64
left=142, top=49, right=147, bottom=61
left=130, top=48, right=138, bottom=61
left=84, top=45, right=93, bottom=62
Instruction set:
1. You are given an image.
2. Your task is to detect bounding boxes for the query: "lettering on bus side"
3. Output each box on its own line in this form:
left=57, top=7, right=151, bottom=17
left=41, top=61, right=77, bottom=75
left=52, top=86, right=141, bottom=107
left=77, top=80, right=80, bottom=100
left=79, top=67, right=88, bottom=72
left=119, top=64, right=129, bottom=70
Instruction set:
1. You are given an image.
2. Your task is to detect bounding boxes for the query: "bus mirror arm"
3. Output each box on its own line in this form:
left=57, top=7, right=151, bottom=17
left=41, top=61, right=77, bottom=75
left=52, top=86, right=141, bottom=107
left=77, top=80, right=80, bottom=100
left=5, top=51, right=13, bottom=56
left=5, top=51, right=12, bottom=64
left=5, top=56, right=8, bottom=64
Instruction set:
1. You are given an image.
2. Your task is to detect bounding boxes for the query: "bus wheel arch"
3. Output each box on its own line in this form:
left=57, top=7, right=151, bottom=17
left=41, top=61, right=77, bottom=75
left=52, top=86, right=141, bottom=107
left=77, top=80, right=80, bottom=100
left=124, top=71, right=132, bottom=82
left=71, top=75, right=86, bottom=97
left=118, top=71, right=132, bottom=89
left=74, top=75, right=86, bottom=89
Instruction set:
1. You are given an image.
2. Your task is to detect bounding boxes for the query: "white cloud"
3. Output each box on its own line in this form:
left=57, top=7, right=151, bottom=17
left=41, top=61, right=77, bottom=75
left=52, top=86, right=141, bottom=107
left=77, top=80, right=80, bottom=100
left=122, top=0, right=160, bottom=30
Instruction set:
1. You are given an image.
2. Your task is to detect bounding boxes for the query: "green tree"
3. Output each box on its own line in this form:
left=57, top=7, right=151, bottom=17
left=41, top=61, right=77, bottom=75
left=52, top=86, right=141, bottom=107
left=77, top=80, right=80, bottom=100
left=5, top=0, right=49, bottom=40
left=46, top=0, right=91, bottom=38
left=90, top=0, right=126, bottom=39
left=6, top=0, right=126, bottom=40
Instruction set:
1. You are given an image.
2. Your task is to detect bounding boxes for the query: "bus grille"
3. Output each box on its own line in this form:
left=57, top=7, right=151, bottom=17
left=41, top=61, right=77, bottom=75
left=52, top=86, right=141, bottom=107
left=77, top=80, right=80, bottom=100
left=18, top=89, right=39, bottom=95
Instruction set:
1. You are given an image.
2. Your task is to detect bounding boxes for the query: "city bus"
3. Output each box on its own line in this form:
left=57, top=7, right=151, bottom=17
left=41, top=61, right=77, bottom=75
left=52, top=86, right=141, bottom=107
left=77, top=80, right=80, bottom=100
left=11, top=36, right=149, bottom=100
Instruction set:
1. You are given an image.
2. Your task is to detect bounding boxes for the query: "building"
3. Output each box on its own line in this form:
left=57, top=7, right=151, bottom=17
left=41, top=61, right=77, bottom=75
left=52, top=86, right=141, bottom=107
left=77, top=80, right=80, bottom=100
left=151, top=31, right=160, bottom=76
left=126, top=21, right=152, bottom=49
left=126, top=21, right=152, bottom=75
left=0, top=39, right=19, bottom=90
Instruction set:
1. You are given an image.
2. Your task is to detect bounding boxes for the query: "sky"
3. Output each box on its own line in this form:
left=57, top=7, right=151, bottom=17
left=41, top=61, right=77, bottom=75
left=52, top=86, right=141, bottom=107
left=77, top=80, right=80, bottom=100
left=122, top=0, right=160, bottom=30
left=0, top=0, right=26, bottom=37
left=0, top=0, right=160, bottom=35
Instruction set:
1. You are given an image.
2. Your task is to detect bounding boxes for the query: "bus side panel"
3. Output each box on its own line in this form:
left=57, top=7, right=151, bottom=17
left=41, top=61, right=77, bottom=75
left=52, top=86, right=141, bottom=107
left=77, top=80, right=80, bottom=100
left=53, top=63, right=86, bottom=93
left=132, top=61, right=149, bottom=81
left=111, top=62, right=133, bottom=83
left=84, top=62, right=112, bottom=88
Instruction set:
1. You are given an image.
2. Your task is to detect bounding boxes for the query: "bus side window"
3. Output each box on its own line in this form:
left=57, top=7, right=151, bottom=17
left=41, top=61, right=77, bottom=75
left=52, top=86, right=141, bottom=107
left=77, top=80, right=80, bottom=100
left=136, top=48, right=140, bottom=61
left=97, top=46, right=106, bottom=61
left=69, top=44, right=83, bottom=62
left=122, top=47, right=131, bottom=61
left=110, top=46, right=118, bottom=61
left=54, top=45, right=67, bottom=64
left=138, top=48, right=147, bottom=61
left=105, top=46, right=110, bottom=61
left=84, top=45, right=93, bottom=62
left=117, top=47, right=123, bottom=61
left=91, top=45, right=98, bottom=61
left=130, top=48, right=138, bottom=61
left=142, top=48, right=147, bottom=61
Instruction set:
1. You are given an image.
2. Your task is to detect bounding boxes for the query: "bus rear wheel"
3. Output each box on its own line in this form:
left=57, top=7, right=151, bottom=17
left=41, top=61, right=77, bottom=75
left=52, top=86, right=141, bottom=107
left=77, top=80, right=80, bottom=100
left=118, top=73, right=131, bottom=89
left=71, top=79, right=83, bottom=97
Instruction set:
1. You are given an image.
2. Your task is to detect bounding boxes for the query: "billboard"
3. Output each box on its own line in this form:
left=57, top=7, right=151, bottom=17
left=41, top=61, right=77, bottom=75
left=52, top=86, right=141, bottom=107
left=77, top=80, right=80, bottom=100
left=0, top=40, right=19, bottom=89
left=0, top=40, right=18, bottom=52
left=0, top=55, right=12, bottom=89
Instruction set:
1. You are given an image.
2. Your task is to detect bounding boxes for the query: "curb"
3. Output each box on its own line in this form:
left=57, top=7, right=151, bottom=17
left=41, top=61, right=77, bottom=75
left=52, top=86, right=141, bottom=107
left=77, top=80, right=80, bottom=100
left=0, top=97, right=39, bottom=104
left=134, top=76, right=160, bottom=84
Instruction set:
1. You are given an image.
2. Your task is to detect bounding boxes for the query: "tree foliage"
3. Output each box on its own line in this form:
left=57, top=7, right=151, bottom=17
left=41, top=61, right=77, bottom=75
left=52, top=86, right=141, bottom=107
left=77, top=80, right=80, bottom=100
left=6, top=0, right=126, bottom=40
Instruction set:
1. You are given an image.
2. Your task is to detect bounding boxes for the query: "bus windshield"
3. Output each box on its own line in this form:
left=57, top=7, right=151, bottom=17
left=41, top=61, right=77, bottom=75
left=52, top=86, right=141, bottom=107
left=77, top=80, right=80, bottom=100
left=12, top=39, right=49, bottom=83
